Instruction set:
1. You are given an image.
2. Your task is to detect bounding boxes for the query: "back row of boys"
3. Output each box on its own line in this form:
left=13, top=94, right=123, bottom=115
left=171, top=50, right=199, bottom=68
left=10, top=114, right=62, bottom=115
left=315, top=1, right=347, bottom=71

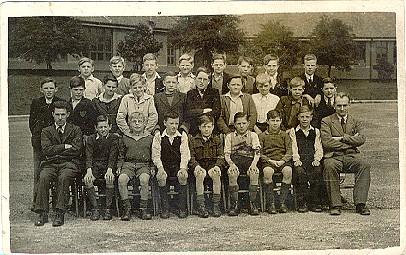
left=30, top=52, right=340, bottom=226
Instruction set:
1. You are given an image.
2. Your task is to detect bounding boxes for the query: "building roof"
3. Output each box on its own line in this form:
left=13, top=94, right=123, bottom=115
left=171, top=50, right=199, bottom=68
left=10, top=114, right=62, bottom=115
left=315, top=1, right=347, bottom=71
left=77, top=16, right=178, bottom=30
left=239, top=12, right=396, bottom=38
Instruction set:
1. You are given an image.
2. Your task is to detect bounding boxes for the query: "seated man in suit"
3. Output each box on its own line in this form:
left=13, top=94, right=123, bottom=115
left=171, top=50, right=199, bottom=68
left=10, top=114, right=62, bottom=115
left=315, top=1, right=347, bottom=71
left=320, top=92, right=371, bottom=216
left=34, top=100, right=83, bottom=227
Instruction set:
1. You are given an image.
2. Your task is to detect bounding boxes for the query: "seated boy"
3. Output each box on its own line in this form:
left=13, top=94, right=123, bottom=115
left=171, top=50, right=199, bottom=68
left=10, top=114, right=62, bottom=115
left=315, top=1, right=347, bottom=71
left=224, top=112, right=260, bottom=216
left=78, top=57, right=103, bottom=100
left=314, top=77, right=337, bottom=129
left=252, top=73, right=280, bottom=134
left=142, top=53, right=165, bottom=95
left=117, top=112, right=154, bottom=221
left=288, top=105, right=323, bottom=213
left=93, top=75, right=122, bottom=135
left=116, top=73, right=158, bottom=136
left=217, top=74, right=257, bottom=135
left=259, top=110, right=292, bottom=214
left=189, top=115, right=225, bottom=218
left=275, top=77, right=311, bottom=130
left=110, top=56, right=131, bottom=96
left=152, top=112, right=191, bottom=219
left=84, top=115, right=119, bottom=221
left=237, top=56, right=255, bottom=94
left=177, top=53, right=196, bottom=94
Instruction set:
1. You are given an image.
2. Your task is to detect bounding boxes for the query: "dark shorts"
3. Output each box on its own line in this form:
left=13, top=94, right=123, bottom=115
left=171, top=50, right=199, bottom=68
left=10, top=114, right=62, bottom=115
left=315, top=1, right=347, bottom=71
left=121, top=162, right=151, bottom=178
left=88, top=161, right=113, bottom=179
left=262, top=161, right=292, bottom=172
left=230, top=154, right=254, bottom=175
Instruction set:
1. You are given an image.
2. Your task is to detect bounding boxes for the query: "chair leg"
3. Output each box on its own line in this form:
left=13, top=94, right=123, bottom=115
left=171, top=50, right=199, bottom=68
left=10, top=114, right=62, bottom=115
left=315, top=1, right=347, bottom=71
left=82, top=186, right=87, bottom=218
left=74, top=181, right=79, bottom=217
left=259, top=183, right=264, bottom=212
left=186, top=184, right=191, bottom=215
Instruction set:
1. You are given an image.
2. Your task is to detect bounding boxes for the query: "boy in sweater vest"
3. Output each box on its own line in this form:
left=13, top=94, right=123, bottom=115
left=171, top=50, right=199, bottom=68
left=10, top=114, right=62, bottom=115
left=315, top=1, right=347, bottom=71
left=84, top=115, right=119, bottom=221
left=117, top=112, right=154, bottom=221
left=288, top=105, right=323, bottom=213
left=152, top=112, right=191, bottom=218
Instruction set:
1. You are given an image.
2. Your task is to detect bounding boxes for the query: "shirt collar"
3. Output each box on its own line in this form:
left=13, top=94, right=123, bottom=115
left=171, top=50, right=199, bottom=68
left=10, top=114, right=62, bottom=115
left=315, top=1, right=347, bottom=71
left=195, top=132, right=212, bottom=142
left=265, top=129, right=281, bottom=135
left=116, top=75, right=123, bottom=83
left=177, top=72, right=195, bottom=79
left=126, top=132, right=149, bottom=140
left=55, top=123, right=67, bottom=132
left=128, top=93, right=152, bottom=101
left=337, top=114, right=348, bottom=122
left=97, top=92, right=121, bottom=103
left=161, top=129, right=182, bottom=138
left=305, top=73, right=314, bottom=81
left=81, top=74, right=94, bottom=81
left=233, top=130, right=249, bottom=137
left=96, top=133, right=110, bottom=140
left=142, top=72, right=161, bottom=80
left=295, top=125, right=315, bottom=132
left=225, top=91, right=243, bottom=99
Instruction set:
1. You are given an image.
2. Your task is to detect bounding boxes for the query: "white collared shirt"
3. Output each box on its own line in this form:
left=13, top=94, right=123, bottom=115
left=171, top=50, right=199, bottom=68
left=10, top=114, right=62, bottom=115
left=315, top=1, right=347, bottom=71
left=289, top=125, right=323, bottom=162
left=72, top=98, right=81, bottom=110
left=252, top=93, right=280, bottom=123
left=224, top=91, right=244, bottom=125
left=266, top=72, right=278, bottom=89
left=95, top=133, right=110, bottom=140
left=97, top=92, right=121, bottom=103
left=337, top=114, right=348, bottom=124
left=143, top=72, right=161, bottom=96
left=324, top=96, right=334, bottom=107
left=305, top=73, right=314, bottom=83
left=82, top=74, right=103, bottom=100
left=116, top=75, right=123, bottom=83
left=55, top=123, right=67, bottom=133
left=45, top=98, right=53, bottom=104
left=177, top=72, right=196, bottom=94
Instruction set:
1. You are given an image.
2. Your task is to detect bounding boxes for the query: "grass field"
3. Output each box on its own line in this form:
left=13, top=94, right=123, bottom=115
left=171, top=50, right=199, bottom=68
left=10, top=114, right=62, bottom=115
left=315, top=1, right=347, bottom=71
left=7, top=103, right=400, bottom=253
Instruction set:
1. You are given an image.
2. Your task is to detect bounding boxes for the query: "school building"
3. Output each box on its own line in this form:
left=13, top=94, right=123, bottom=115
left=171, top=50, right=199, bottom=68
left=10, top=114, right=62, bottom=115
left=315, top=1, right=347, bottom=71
left=8, top=13, right=397, bottom=79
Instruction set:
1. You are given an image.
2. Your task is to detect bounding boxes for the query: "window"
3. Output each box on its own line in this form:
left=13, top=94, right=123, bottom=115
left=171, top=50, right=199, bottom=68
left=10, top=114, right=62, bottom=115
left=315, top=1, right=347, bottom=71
left=354, top=41, right=366, bottom=65
left=167, top=47, right=176, bottom=66
left=375, top=41, right=388, bottom=63
left=85, top=26, right=113, bottom=61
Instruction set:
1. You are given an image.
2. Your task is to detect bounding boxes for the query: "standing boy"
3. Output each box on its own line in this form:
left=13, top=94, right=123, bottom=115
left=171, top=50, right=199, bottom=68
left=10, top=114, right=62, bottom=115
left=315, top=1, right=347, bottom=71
left=314, top=77, right=337, bottom=129
left=152, top=112, right=191, bottom=219
left=237, top=56, right=255, bottom=94
left=224, top=112, right=261, bottom=216
left=78, top=57, right=103, bottom=100
left=300, top=54, right=324, bottom=106
left=209, top=53, right=230, bottom=95
left=177, top=53, right=196, bottom=94
left=110, top=56, right=131, bottom=96
left=142, top=53, right=165, bottom=96
left=263, top=54, right=288, bottom=97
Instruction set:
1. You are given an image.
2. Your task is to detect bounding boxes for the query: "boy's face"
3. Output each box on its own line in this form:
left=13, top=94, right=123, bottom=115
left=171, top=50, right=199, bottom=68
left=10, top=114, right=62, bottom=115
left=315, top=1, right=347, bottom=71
left=335, top=96, right=350, bottom=117
left=129, top=116, right=146, bottom=134
left=110, top=62, right=125, bottom=78
left=164, top=76, right=178, bottom=94
left=104, top=80, right=118, bottom=97
left=96, top=120, right=111, bottom=137
left=290, top=86, right=304, bottom=100
left=256, top=82, right=271, bottom=96
left=143, top=59, right=158, bottom=77
left=130, top=82, right=145, bottom=98
left=238, top=60, right=252, bottom=77
left=267, top=117, right=282, bottom=132
left=323, top=83, right=336, bottom=98
left=234, top=117, right=249, bottom=135
left=179, top=60, right=193, bottom=76
left=71, top=86, right=85, bottom=100
left=41, top=82, right=57, bottom=100
left=228, top=78, right=243, bottom=95
left=199, top=122, right=214, bottom=138
left=265, top=60, right=279, bottom=76
left=53, top=108, right=69, bottom=127
left=298, top=111, right=313, bottom=129
left=195, top=72, right=209, bottom=91
left=304, top=59, right=317, bottom=76
left=212, top=59, right=226, bottom=75
left=78, top=62, right=94, bottom=78
left=164, top=117, right=179, bottom=135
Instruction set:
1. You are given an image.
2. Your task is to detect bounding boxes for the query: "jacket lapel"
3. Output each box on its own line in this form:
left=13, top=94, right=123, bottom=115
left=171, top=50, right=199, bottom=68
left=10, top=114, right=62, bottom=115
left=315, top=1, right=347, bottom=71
left=331, top=114, right=345, bottom=135
left=171, top=92, right=181, bottom=108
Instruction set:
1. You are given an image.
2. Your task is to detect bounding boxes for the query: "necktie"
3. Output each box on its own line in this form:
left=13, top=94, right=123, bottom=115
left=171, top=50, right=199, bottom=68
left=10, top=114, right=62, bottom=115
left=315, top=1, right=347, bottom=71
left=341, top=118, right=346, bottom=133
left=57, top=126, right=63, bottom=139
left=327, top=97, right=332, bottom=107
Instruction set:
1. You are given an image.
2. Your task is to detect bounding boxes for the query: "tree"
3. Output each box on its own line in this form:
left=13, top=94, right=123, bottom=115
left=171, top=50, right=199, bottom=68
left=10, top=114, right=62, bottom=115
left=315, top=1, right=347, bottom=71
left=8, top=17, right=89, bottom=70
left=168, top=15, right=245, bottom=67
left=252, top=20, right=300, bottom=69
left=310, top=15, right=356, bottom=77
left=117, top=23, right=162, bottom=71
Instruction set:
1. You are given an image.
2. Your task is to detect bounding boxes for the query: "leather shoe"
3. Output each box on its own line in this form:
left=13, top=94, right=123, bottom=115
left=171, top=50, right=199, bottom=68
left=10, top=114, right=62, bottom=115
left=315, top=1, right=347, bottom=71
left=311, top=205, right=323, bottom=213
left=34, top=212, right=48, bottom=226
left=52, top=211, right=65, bottom=227
left=279, top=203, right=288, bottom=213
left=103, top=209, right=112, bottom=220
left=330, top=207, right=341, bottom=216
left=356, top=204, right=371, bottom=215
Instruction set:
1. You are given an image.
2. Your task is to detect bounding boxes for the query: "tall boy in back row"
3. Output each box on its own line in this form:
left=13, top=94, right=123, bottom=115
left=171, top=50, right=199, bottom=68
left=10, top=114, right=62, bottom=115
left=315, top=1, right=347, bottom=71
left=78, top=57, right=103, bottom=100
left=300, top=54, right=324, bottom=106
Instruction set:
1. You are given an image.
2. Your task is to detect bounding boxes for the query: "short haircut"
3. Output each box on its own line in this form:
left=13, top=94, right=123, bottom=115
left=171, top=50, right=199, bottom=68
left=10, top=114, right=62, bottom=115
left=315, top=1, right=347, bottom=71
left=103, top=74, right=118, bottom=85
left=178, top=53, right=194, bottom=65
left=263, top=54, right=279, bottom=65
left=129, top=112, right=146, bottom=122
left=78, top=57, right=94, bottom=66
left=298, top=105, right=313, bottom=115
left=129, top=73, right=145, bottom=87
left=40, top=77, right=57, bottom=88
left=227, top=74, right=243, bottom=87
left=289, top=77, right=305, bottom=88
left=198, top=114, right=214, bottom=126
left=163, top=71, right=178, bottom=81
left=212, top=53, right=226, bottom=64
left=335, top=92, right=351, bottom=102
left=323, top=77, right=336, bottom=87
left=196, top=66, right=210, bottom=77
left=96, top=114, right=109, bottom=125
left=267, top=110, right=281, bottom=120
left=143, top=53, right=157, bottom=63
left=53, top=100, right=70, bottom=113
left=110, top=56, right=125, bottom=66
left=164, top=112, right=179, bottom=121
left=304, top=54, right=317, bottom=62
left=70, top=76, right=85, bottom=89
left=233, top=112, right=248, bottom=123
left=238, top=56, right=253, bottom=66
left=255, top=73, right=271, bottom=85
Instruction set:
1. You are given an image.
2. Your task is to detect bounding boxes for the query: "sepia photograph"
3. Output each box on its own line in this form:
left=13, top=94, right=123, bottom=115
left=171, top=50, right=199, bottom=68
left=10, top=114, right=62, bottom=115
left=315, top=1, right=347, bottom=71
left=1, top=1, right=404, bottom=254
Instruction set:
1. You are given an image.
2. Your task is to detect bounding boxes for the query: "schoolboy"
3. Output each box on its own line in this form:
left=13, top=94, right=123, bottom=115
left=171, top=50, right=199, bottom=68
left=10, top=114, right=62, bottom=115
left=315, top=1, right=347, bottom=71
left=84, top=115, right=119, bottom=220
left=152, top=112, right=191, bottom=219
left=300, top=54, right=324, bottom=106
left=78, top=57, right=103, bottom=100
left=217, top=74, right=257, bottom=134
left=224, top=112, right=261, bottom=216
left=237, top=56, right=255, bottom=94
left=177, top=53, right=196, bottom=94
left=109, top=56, right=131, bottom=96
left=116, top=73, right=158, bottom=136
left=288, top=105, right=323, bottom=213
left=263, top=54, right=288, bottom=97
left=314, top=77, right=337, bottom=129
left=252, top=73, right=280, bottom=134
left=154, top=71, right=187, bottom=132
left=29, top=78, right=64, bottom=210
left=275, top=77, right=311, bottom=130
left=117, top=112, right=154, bottom=220
left=259, top=110, right=293, bottom=214
left=189, top=115, right=225, bottom=217
left=142, top=53, right=165, bottom=96
left=67, top=76, right=98, bottom=137
left=209, top=53, right=230, bottom=95
left=93, top=75, right=122, bottom=135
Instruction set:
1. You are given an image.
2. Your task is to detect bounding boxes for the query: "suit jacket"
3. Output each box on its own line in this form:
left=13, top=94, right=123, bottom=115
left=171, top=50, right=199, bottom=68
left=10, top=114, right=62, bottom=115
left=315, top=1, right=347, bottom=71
left=300, top=73, right=324, bottom=99
left=92, top=95, right=123, bottom=134
left=154, top=91, right=187, bottom=131
left=41, top=122, right=83, bottom=166
left=154, top=77, right=165, bottom=95
left=68, top=98, right=97, bottom=136
left=275, top=95, right=311, bottom=130
left=209, top=72, right=230, bottom=95
left=116, top=77, right=131, bottom=96
left=314, top=97, right=336, bottom=129
left=217, top=93, right=257, bottom=134
left=29, top=96, right=64, bottom=149
left=320, top=113, right=366, bottom=158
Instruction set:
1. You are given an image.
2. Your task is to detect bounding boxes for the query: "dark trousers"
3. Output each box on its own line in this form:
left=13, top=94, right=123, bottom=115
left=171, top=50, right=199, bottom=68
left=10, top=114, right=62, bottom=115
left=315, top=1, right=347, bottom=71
left=32, top=148, right=42, bottom=205
left=294, top=162, right=322, bottom=205
left=323, top=154, right=370, bottom=207
left=34, top=161, right=81, bottom=213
